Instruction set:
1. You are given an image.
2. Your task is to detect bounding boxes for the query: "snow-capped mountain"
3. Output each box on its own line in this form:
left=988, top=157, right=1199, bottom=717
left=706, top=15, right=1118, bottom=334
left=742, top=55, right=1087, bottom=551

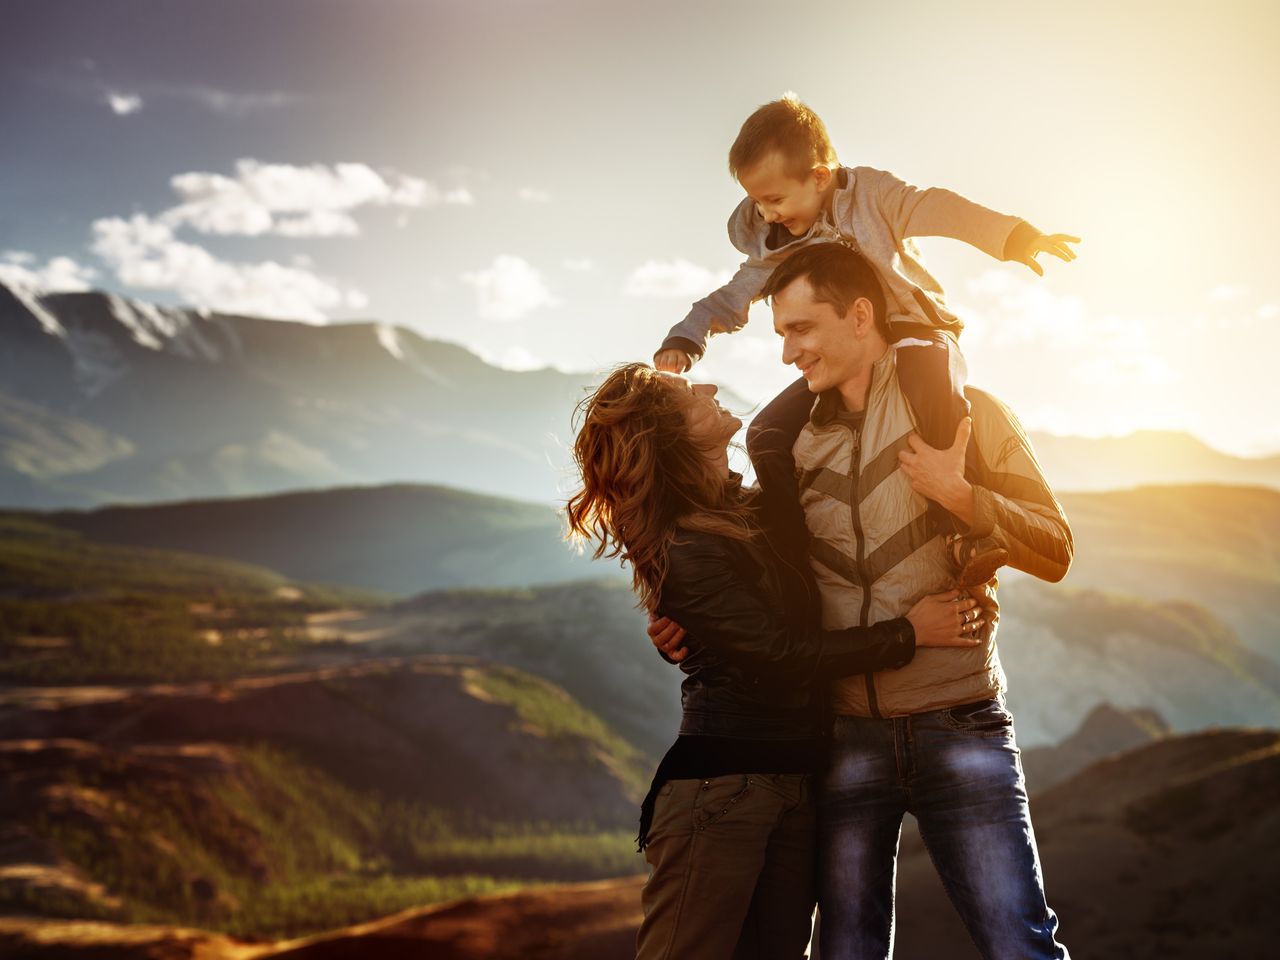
left=0, top=281, right=594, bottom=507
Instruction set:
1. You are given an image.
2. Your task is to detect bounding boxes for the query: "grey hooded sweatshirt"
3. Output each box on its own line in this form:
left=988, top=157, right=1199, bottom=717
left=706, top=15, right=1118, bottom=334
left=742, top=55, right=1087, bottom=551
left=657, top=165, right=1040, bottom=363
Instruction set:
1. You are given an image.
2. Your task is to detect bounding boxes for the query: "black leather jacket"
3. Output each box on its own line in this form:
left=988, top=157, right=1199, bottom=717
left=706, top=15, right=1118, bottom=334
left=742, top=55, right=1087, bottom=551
left=656, top=526, right=916, bottom=740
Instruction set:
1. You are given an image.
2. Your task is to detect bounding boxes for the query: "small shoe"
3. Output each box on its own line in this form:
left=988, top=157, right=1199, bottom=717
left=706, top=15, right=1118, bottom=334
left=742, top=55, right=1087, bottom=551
left=951, top=536, right=1008, bottom=589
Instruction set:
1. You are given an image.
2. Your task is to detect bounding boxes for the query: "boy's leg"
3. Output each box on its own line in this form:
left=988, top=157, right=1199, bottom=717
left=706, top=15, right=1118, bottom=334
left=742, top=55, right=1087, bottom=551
left=892, top=329, right=969, bottom=454
left=894, top=331, right=1006, bottom=588
left=748, top=377, right=818, bottom=563
left=637, top=775, right=796, bottom=960
left=908, top=701, right=1070, bottom=960
left=817, top=716, right=910, bottom=960
left=732, top=774, right=818, bottom=960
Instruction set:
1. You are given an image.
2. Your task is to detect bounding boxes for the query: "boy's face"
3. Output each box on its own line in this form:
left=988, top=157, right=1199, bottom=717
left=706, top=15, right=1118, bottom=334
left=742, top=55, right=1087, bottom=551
left=738, top=151, right=832, bottom=237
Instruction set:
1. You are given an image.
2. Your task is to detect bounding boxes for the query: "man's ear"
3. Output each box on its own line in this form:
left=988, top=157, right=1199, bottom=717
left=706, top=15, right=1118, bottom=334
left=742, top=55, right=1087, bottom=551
left=851, top=296, right=876, bottom=337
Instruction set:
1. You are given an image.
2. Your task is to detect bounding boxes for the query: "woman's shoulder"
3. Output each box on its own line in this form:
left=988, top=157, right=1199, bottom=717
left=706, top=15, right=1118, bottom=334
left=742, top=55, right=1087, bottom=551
left=666, top=527, right=761, bottom=582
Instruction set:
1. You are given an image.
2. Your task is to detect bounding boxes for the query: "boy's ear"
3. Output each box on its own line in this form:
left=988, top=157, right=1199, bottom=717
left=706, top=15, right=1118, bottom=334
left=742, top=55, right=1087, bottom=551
left=812, top=165, right=833, bottom=190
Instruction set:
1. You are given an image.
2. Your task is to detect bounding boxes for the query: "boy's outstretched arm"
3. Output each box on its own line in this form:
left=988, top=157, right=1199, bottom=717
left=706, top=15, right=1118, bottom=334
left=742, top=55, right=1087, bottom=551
left=654, top=256, right=774, bottom=371
left=871, top=168, right=1079, bottom=275
left=1008, top=232, right=1080, bottom=276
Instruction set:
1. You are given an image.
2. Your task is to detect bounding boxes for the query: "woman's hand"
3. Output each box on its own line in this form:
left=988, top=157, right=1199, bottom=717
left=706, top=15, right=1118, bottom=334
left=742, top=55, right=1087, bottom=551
left=648, top=615, right=689, bottom=662
left=907, top=590, right=985, bottom=647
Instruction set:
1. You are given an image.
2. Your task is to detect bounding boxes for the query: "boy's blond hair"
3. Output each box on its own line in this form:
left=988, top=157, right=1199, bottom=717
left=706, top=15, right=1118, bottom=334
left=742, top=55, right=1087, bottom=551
left=728, top=94, right=838, bottom=181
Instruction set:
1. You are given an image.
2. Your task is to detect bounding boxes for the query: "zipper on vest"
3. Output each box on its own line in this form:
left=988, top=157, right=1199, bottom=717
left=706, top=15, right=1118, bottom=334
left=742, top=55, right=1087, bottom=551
left=841, top=422, right=881, bottom=719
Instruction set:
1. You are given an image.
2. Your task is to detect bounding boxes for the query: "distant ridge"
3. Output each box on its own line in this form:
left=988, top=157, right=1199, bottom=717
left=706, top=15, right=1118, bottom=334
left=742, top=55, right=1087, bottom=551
left=24, top=482, right=593, bottom=595
left=2, top=280, right=1275, bottom=509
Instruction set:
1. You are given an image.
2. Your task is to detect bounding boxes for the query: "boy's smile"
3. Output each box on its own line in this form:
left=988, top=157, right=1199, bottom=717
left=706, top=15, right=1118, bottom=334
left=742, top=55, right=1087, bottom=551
left=738, top=151, right=835, bottom=237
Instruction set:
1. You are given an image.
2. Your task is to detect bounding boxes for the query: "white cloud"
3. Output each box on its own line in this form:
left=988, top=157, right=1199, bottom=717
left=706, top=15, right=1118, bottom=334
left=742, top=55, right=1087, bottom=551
left=563, top=258, right=594, bottom=271
left=274, top=210, right=361, bottom=238
left=1208, top=283, right=1248, bottom=302
left=1258, top=303, right=1279, bottom=320
left=518, top=187, right=551, bottom=203
left=624, top=259, right=732, bottom=299
left=91, top=215, right=364, bottom=322
left=444, top=188, right=475, bottom=205
left=486, top=345, right=547, bottom=370
left=0, top=252, right=97, bottom=294
left=159, top=159, right=446, bottom=237
left=1072, top=353, right=1177, bottom=387
left=956, top=269, right=1090, bottom=349
left=460, top=255, right=558, bottom=321
left=157, top=85, right=302, bottom=117
left=106, top=91, right=142, bottom=115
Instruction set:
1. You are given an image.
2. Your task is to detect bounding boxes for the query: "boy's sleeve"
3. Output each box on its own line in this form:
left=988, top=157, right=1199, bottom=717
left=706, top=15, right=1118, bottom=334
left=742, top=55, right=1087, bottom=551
left=964, top=388, right=1073, bottom=583
left=656, top=257, right=774, bottom=363
left=655, top=199, right=774, bottom=363
left=869, top=167, right=1040, bottom=264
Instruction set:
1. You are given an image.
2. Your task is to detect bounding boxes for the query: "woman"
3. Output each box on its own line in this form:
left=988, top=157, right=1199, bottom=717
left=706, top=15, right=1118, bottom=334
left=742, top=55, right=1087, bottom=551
left=566, top=362, right=982, bottom=960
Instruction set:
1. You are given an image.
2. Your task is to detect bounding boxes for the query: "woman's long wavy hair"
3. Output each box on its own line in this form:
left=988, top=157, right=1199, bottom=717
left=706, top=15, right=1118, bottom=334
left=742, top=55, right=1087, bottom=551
left=565, top=363, right=758, bottom=613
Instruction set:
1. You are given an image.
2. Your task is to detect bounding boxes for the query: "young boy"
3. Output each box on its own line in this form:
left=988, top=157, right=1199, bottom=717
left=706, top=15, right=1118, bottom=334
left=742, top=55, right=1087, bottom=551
left=654, top=95, right=1077, bottom=587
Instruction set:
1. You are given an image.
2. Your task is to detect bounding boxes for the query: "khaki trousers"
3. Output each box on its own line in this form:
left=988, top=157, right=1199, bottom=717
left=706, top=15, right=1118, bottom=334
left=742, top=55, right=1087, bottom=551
left=636, top=773, right=816, bottom=960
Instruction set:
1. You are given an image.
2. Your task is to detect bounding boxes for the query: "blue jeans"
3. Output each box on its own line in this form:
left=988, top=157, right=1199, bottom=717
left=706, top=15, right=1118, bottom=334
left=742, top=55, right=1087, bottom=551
left=817, top=699, right=1069, bottom=960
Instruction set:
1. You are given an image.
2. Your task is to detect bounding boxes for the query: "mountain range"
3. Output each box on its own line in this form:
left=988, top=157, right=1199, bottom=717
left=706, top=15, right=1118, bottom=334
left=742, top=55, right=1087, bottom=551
left=3, top=280, right=1278, bottom=510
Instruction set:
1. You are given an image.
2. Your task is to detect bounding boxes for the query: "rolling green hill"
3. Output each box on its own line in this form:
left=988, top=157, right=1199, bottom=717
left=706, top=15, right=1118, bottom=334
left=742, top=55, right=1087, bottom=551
left=1058, top=484, right=1280, bottom=659
left=25, top=483, right=592, bottom=596
left=0, top=657, right=649, bottom=939
left=0, top=515, right=387, bottom=684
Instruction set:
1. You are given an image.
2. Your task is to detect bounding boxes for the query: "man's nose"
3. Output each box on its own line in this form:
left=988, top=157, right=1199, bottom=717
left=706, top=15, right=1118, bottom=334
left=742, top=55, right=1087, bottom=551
left=780, top=338, right=799, bottom=365
left=692, top=382, right=718, bottom=398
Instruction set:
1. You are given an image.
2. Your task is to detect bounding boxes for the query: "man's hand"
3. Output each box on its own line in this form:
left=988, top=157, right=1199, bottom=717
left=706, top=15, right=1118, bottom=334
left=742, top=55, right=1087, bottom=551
left=899, top=417, right=975, bottom=527
left=647, top=615, right=689, bottom=662
left=654, top=349, right=691, bottom=374
left=1016, top=233, right=1080, bottom=277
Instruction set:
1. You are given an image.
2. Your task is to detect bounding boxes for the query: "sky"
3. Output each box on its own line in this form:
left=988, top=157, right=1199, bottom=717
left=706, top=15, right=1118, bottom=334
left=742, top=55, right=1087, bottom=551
left=2, top=0, right=1278, bottom=455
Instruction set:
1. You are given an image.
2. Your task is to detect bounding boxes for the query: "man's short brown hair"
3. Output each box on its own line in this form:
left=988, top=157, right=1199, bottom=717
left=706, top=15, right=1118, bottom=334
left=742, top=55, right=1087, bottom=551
left=760, top=243, right=891, bottom=340
left=728, top=95, right=838, bottom=181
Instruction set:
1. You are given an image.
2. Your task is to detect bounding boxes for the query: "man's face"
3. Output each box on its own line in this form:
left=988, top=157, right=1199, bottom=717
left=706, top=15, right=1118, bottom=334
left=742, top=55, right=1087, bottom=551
left=772, top=277, right=868, bottom=393
left=738, top=151, right=828, bottom=237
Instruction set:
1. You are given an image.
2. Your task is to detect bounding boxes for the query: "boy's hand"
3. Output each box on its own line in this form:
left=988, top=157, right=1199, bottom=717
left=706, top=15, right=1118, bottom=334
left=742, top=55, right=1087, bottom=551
left=654, top=349, right=692, bottom=374
left=648, top=615, right=689, bottom=662
left=1017, top=233, right=1080, bottom=276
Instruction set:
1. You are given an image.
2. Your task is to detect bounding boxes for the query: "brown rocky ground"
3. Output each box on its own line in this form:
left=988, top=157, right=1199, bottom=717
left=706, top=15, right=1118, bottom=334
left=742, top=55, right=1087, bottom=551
left=4, top=728, right=1276, bottom=959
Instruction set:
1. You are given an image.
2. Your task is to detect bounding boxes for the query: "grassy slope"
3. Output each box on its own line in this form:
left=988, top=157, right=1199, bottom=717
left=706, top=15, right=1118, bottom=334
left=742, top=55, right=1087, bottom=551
left=0, top=514, right=389, bottom=683
left=1058, top=484, right=1280, bottom=657
left=28, top=483, right=592, bottom=595
left=5, top=737, right=638, bottom=939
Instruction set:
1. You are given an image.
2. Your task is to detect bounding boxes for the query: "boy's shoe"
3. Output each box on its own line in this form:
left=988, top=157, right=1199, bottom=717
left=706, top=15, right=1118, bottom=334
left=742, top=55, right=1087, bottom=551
left=949, top=534, right=1009, bottom=590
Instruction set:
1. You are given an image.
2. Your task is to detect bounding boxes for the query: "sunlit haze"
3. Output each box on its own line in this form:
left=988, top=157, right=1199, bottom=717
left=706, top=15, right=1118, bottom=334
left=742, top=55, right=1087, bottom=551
left=3, top=0, right=1277, bottom=454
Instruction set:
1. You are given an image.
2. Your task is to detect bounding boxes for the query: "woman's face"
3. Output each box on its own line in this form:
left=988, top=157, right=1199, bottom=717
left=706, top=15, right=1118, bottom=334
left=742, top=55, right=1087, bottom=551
left=662, top=374, right=742, bottom=453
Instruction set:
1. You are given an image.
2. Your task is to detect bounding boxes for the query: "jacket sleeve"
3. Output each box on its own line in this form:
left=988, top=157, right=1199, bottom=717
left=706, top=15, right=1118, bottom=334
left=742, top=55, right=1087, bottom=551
left=657, top=257, right=774, bottom=363
left=657, top=536, right=916, bottom=693
left=869, top=167, right=1029, bottom=263
left=964, top=388, right=1074, bottom=582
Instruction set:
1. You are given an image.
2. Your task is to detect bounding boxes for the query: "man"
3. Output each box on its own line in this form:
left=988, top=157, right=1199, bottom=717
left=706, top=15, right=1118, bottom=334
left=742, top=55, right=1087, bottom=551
left=651, top=242, right=1072, bottom=959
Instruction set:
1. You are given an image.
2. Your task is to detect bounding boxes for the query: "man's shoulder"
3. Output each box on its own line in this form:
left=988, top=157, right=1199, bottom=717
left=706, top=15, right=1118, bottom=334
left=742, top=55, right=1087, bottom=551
left=964, top=386, right=1028, bottom=437
left=963, top=386, right=1045, bottom=476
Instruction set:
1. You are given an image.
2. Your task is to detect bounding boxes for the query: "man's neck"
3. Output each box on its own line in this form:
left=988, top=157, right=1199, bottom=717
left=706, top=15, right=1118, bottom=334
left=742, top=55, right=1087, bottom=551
left=834, top=342, right=887, bottom=413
